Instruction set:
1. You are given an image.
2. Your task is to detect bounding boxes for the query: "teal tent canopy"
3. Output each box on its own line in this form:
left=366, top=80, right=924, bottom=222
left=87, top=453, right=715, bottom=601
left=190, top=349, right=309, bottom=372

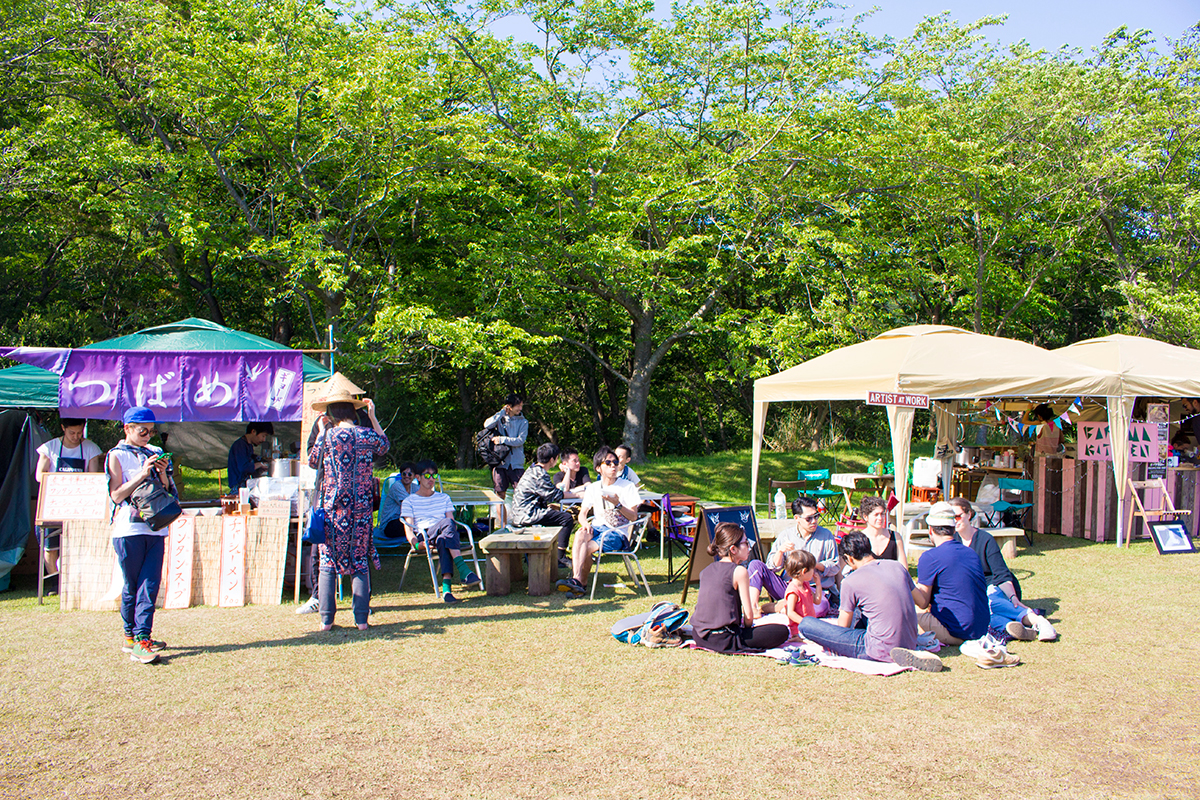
left=0, top=318, right=331, bottom=409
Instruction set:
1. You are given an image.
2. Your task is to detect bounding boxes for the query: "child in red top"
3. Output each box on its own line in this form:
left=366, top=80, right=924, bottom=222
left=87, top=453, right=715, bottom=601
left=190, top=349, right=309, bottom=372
left=782, top=550, right=823, bottom=637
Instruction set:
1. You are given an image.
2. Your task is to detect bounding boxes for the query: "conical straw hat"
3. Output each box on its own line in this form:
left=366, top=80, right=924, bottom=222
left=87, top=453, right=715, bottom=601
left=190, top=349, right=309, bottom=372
left=310, top=372, right=367, bottom=411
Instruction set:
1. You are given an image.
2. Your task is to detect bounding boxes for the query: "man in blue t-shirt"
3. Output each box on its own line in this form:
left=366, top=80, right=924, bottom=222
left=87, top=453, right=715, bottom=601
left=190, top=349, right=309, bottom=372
left=913, top=502, right=990, bottom=645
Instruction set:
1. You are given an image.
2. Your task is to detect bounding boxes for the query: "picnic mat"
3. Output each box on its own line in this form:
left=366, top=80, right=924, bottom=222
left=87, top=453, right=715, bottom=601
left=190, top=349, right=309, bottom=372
left=683, top=614, right=912, bottom=677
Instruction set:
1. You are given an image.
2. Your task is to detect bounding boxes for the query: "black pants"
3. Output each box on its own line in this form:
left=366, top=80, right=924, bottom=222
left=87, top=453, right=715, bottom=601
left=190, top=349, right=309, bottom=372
left=694, top=623, right=790, bottom=654
left=535, top=509, right=577, bottom=553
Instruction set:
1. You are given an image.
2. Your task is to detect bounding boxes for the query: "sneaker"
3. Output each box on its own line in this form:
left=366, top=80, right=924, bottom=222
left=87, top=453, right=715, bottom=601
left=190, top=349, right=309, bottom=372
left=558, top=556, right=572, bottom=570
left=890, top=647, right=943, bottom=672
left=442, top=592, right=461, bottom=604
left=295, top=597, right=319, bottom=615
left=557, top=578, right=584, bottom=593
left=122, top=636, right=166, bottom=653
left=128, top=639, right=160, bottom=664
left=462, top=572, right=482, bottom=589
left=976, top=646, right=1021, bottom=669
left=1005, top=621, right=1037, bottom=641
left=1033, top=615, right=1059, bottom=642
left=643, top=626, right=683, bottom=648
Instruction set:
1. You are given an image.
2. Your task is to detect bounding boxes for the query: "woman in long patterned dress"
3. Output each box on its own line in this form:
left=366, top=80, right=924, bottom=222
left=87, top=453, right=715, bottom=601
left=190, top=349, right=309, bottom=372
left=309, top=391, right=389, bottom=630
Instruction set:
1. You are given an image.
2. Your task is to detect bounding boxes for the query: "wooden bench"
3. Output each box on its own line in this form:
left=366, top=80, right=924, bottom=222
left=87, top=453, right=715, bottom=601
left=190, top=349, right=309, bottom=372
left=982, top=527, right=1025, bottom=560
left=478, top=528, right=558, bottom=596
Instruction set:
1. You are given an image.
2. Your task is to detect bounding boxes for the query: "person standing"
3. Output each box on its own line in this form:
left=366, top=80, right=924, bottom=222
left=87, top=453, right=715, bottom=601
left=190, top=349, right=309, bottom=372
left=308, top=391, right=389, bottom=630
left=107, top=407, right=177, bottom=664
left=484, top=394, right=528, bottom=496
left=35, top=416, right=103, bottom=577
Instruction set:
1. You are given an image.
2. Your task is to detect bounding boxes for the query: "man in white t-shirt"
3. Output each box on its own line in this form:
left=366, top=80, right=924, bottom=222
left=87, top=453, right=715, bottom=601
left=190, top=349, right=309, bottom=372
left=615, top=444, right=640, bottom=485
left=400, top=459, right=480, bottom=603
left=558, top=446, right=640, bottom=595
left=35, top=416, right=103, bottom=576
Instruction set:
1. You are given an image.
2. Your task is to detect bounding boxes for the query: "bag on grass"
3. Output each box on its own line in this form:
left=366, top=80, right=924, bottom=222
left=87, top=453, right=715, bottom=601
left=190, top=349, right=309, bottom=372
left=611, top=601, right=690, bottom=646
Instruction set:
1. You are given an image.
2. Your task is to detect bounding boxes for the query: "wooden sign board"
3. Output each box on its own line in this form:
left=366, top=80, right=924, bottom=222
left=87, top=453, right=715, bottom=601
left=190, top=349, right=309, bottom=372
left=35, top=473, right=109, bottom=524
left=678, top=505, right=763, bottom=605
left=257, top=499, right=291, bottom=518
left=219, top=514, right=247, bottom=607
left=163, top=515, right=196, bottom=609
left=867, top=391, right=930, bottom=409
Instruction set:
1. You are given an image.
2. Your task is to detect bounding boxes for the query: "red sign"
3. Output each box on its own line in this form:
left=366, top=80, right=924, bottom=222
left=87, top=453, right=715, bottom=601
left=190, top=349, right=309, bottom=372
left=867, top=392, right=930, bottom=409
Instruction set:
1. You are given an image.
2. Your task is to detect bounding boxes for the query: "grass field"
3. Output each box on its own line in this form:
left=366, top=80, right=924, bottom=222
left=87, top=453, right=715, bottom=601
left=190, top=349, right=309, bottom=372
left=2, top=529, right=1199, bottom=799
left=4, top=447, right=1199, bottom=799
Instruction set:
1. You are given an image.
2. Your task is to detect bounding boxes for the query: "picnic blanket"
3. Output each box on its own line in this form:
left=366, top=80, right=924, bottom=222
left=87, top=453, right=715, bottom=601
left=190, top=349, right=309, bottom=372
left=682, top=614, right=914, bottom=676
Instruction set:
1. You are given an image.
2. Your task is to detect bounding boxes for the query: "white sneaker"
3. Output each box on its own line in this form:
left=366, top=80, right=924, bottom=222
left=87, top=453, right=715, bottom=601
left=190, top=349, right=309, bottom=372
left=1033, top=615, right=1058, bottom=642
left=976, top=645, right=1021, bottom=669
left=295, top=597, right=319, bottom=615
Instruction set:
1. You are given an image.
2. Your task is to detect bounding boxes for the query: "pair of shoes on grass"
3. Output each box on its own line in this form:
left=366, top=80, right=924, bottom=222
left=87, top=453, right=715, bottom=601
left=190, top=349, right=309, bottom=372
left=1005, top=614, right=1058, bottom=642
left=556, top=577, right=585, bottom=597
left=295, top=597, right=319, bottom=615
left=123, top=636, right=166, bottom=664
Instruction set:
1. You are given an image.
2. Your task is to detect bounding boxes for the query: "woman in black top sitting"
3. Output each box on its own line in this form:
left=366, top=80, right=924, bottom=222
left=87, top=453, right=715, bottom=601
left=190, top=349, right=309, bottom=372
left=691, top=522, right=790, bottom=653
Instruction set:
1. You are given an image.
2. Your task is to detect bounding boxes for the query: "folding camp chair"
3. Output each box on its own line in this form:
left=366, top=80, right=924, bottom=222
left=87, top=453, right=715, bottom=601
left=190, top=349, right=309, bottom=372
left=985, top=477, right=1035, bottom=544
left=1125, top=478, right=1191, bottom=547
left=796, top=469, right=844, bottom=519
left=399, top=519, right=485, bottom=599
left=590, top=514, right=653, bottom=600
left=662, top=494, right=698, bottom=583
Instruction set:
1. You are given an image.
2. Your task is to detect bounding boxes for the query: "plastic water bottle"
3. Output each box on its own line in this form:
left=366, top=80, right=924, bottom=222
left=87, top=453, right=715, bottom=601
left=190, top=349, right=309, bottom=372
left=774, top=488, right=787, bottom=520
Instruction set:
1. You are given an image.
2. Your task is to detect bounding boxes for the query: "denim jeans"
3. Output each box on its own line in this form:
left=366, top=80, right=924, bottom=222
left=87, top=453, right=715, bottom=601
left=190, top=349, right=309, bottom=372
left=319, top=568, right=370, bottom=626
left=798, top=616, right=870, bottom=660
left=113, top=534, right=165, bottom=639
left=986, top=585, right=1028, bottom=629
left=421, top=517, right=461, bottom=577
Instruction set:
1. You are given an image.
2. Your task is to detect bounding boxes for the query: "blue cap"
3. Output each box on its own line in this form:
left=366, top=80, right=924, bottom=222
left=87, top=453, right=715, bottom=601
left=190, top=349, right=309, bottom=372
left=122, top=406, right=157, bottom=425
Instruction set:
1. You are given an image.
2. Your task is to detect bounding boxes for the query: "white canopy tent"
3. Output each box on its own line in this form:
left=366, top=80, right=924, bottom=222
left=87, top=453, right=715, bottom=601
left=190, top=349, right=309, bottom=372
left=751, top=325, right=1118, bottom=541
left=1055, top=334, right=1200, bottom=546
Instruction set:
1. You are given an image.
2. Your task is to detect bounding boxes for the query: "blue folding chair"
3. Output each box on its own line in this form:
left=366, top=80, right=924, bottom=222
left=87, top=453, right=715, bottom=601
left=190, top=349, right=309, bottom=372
left=988, top=477, right=1035, bottom=544
left=663, top=493, right=698, bottom=583
left=797, top=469, right=844, bottom=519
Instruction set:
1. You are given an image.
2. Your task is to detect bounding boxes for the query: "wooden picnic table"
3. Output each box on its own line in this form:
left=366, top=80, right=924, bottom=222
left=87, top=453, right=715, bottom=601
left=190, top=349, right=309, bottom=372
left=478, top=528, right=558, bottom=596
left=831, top=472, right=895, bottom=509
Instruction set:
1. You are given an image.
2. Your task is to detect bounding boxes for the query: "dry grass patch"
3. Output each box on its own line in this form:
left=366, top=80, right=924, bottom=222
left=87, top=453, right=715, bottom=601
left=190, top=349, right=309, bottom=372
left=2, top=536, right=1199, bottom=799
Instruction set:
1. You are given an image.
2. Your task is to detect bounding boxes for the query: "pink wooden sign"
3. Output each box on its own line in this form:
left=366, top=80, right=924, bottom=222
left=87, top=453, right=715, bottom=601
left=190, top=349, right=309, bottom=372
left=1078, top=422, right=1159, bottom=462
left=219, top=514, right=247, bottom=607
left=163, top=514, right=195, bottom=610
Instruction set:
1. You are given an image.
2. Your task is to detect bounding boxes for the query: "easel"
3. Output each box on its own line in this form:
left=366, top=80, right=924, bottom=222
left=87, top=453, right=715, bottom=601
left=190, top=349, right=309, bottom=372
left=1124, top=477, right=1191, bottom=547
left=678, top=506, right=763, bottom=605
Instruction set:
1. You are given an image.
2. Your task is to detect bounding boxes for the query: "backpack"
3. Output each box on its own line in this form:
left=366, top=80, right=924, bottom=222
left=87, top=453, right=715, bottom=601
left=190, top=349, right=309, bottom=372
left=475, top=423, right=511, bottom=467
left=611, top=601, right=690, bottom=646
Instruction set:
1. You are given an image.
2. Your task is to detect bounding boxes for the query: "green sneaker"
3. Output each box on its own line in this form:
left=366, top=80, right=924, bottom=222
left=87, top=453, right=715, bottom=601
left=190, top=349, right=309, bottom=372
left=128, top=639, right=160, bottom=664
left=123, top=636, right=167, bottom=654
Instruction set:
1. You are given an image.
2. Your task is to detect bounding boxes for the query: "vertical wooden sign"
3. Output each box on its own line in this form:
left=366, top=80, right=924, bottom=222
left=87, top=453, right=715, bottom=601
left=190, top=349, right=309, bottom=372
left=163, top=514, right=196, bottom=609
left=219, top=514, right=247, bottom=607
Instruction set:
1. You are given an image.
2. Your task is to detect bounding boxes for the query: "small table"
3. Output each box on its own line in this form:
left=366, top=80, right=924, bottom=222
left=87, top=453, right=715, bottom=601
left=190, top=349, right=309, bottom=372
left=831, top=473, right=896, bottom=510
left=981, top=527, right=1025, bottom=561
left=447, top=488, right=506, bottom=529
left=478, top=529, right=558, bottom=596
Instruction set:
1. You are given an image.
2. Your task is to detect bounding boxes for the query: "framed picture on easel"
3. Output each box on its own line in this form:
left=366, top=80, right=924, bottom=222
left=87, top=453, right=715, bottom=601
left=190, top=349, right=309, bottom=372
left=1147, top=519, right=1196, bottom=555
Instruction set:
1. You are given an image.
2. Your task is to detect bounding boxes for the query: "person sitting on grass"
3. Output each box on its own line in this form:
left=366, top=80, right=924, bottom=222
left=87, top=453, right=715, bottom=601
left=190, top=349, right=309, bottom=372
left=691, top=522, right=790, bottom=653
left=557, top=445, right=640, bottom=596
left=859, top=495, right=906, bottom=564
left=749, top=496, right=839, bottom=616
left=400, top=459, right=481, bottom=604
left=947, top=496, right=1058, bottom=642
left=512, top=443, right=577, bottom=569
left=780, top=550, right=824, bottom=638
left=915, top=502, right=1019, bottom=669
left=797, top=531, right=941, bottom=672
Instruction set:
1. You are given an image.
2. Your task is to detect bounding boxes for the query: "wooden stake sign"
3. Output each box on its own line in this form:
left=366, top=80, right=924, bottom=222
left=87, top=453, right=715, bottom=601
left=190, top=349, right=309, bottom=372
left=163, top=514, right=196, bottom=610
left=219, top=514, right=247, bottom=607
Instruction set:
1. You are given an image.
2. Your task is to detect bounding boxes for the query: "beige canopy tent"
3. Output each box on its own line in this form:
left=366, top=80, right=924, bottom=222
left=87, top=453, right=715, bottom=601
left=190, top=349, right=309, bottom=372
left=1055, top=334, right=1200, bottom=546
left=751, top=325, right=1118, bottom=540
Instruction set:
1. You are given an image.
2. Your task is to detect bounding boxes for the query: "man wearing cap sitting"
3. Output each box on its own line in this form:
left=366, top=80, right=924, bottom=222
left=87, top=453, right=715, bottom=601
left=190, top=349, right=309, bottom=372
left=914, top=502, right=1018, bottom=669
left=401, top=459, right=481, bottom=603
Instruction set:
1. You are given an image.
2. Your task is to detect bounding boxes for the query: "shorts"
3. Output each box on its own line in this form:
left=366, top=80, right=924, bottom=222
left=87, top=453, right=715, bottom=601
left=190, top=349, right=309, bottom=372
left=594, top=526, right=629, bottom=553
left=36, top=525, right=61, bottom=550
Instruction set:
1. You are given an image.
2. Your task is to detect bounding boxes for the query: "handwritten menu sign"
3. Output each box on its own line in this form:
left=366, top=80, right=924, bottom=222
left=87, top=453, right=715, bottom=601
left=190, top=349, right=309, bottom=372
left=164, top=515, right=196, bottom=610
left=1078, top=422, right=1159, bottom=462
left=35, top=473, right=109, bottom=524
left=218, top=514, right=248, bottom=607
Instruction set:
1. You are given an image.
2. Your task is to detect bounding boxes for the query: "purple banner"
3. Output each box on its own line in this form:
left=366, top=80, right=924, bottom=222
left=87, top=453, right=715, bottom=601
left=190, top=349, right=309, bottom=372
left=0, top=347, right=304, bottom=422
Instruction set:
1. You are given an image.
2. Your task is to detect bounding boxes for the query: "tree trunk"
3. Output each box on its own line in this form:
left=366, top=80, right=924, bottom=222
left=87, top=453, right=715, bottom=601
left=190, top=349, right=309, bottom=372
left=620, top=312, right=656, bottom=462
left=456, top=369, right=475, bottom=469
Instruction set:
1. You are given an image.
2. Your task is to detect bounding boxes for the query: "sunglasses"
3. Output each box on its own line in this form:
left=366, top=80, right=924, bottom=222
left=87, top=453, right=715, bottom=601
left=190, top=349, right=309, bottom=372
left=799, top=514, right=820, bottom=522
left=602, top=459, right=619, bottom=467
left=421, top=472, right=438, bottom=480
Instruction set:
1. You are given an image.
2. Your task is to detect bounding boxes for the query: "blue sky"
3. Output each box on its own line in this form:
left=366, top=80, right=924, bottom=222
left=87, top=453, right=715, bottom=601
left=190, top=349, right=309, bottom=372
left=485, top=0, right=1198, bottom=52
left=852, top=0, right=1198, bottom=51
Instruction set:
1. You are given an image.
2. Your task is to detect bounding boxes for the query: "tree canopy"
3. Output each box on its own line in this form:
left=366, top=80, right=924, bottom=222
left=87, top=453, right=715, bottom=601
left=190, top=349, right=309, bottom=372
left=1, top=0, right=1197, bottom=463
